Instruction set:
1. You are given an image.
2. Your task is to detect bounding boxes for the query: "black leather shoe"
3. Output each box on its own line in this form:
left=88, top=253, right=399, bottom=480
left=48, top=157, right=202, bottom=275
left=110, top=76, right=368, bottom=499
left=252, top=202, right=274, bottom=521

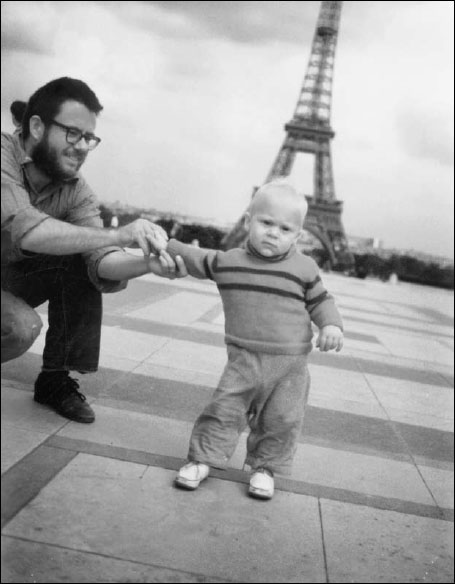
left=34, top=371, right=95, bottom=423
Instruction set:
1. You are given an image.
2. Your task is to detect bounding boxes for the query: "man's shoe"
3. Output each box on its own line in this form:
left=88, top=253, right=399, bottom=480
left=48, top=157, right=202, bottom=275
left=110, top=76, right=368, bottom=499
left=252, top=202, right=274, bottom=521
left=249, top=468, right=274, bottom=500
left=175, top=462, right=210, bottom=490
left=34, top=371, right=95, bottom=423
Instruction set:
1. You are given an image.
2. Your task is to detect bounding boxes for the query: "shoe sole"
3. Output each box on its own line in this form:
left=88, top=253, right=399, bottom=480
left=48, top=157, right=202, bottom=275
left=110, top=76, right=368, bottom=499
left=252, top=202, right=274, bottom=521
left=34, top=398, right=95, bottom=423
left=174, top=477, right=202, bottom=490
left=248, top=486, right=273, bottom=500
left=60, top=414, right=95, bottom=423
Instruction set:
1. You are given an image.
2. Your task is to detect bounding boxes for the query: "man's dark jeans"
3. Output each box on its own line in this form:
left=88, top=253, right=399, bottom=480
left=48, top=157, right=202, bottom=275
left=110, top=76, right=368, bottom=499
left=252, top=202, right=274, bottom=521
left=1, top=254, right=102, bottom=372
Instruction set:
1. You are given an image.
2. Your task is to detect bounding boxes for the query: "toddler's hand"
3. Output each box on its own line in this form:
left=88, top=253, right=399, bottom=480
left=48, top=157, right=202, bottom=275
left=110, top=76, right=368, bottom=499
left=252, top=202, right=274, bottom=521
left=316, top=325, right=343, bottom=352
left=158, top=251, right=188, bottom=279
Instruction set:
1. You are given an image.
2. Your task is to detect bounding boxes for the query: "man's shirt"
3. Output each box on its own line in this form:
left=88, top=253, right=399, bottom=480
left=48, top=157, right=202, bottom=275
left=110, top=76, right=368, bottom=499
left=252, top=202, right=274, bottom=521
left=1, top=132, right=126, bottom=292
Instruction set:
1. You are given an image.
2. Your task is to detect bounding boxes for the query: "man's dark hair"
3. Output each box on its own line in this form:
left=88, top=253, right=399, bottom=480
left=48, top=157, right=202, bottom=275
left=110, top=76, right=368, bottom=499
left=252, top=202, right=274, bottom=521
left=22, top=77, right=103, bottom=139
left=10, top=100, right=27, bottom=123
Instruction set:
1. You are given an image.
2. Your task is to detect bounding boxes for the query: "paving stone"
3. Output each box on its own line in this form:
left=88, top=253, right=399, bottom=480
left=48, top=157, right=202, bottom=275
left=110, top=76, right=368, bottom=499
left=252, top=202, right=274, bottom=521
left=1, top=536, right=231, bottom=583
left=321, top=498, right=454, bottom=583
left=4, top=455, right=326, bottom=583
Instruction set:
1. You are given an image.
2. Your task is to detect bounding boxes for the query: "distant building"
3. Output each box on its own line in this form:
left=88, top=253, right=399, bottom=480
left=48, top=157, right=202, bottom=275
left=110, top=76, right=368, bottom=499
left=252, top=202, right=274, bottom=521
left=347, top=235, right=383, bottom=253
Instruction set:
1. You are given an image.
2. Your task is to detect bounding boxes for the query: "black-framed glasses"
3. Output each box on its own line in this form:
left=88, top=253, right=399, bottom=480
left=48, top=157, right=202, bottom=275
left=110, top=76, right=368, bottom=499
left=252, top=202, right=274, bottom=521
left=48, top=119, right=101, bottom=150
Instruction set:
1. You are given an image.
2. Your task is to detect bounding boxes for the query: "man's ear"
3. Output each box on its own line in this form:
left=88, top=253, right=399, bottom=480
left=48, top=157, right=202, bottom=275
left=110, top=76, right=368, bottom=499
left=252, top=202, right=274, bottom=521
left=29, top=115, right=45, bottom=142
left=243, top=212, right=251, bottom=231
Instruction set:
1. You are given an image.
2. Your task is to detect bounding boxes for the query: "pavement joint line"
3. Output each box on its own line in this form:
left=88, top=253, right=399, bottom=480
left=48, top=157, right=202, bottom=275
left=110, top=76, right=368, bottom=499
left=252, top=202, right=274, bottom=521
left=317, top=498, right=330, bottom=583
left=359, top=363, right=451, bottom=510
left=439, top=338, right=455, bottom=351
left=196, top=302, right=224, bottom=324
left=330, top=288, right=453, bottom=315
left=434, top=369, right=455, bottom=387
left=338, top=303, right=441, bottom=327
left=43, top=435, right=454, bottom=523
left=1, top=534, right=238, bottom=584
left=341, top=313, right=454, bottom=339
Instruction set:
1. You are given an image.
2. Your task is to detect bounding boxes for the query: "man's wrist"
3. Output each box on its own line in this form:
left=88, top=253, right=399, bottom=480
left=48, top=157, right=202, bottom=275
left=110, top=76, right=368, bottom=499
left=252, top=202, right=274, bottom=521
left=107, top=228, right=124, bottom=247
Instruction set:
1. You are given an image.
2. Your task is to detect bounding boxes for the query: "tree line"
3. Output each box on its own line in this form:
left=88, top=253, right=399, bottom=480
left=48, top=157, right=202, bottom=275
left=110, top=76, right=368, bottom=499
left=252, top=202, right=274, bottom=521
left=100, top=206, right=453, bottom=289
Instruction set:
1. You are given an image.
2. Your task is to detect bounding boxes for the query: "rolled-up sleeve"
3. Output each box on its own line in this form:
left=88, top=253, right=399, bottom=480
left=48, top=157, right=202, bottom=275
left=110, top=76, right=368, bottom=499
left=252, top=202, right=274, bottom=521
left=67, top=180, right=127, bottom=294
left=1, top=181, right=51, bottom=263
left=84, top=246, right=128, bottom=293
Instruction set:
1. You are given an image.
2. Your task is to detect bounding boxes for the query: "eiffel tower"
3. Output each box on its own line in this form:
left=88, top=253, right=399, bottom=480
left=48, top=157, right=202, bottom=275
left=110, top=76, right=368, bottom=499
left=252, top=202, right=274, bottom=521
left=223, top=0, right=354, bottom=269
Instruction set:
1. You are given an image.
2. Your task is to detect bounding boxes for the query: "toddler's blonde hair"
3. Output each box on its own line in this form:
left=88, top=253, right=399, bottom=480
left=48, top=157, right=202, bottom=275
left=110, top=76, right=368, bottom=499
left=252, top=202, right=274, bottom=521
left=249, top=179, right=308, bottom=224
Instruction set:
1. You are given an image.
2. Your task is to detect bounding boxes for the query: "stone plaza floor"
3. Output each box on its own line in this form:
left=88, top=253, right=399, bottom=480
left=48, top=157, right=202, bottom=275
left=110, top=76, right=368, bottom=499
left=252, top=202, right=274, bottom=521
left=1, top=270, right=454, bottom=582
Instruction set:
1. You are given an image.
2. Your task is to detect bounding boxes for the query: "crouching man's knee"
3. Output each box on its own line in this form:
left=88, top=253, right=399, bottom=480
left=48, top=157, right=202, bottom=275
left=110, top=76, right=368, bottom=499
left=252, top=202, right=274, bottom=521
left=1, top=295, right=43, bottom=363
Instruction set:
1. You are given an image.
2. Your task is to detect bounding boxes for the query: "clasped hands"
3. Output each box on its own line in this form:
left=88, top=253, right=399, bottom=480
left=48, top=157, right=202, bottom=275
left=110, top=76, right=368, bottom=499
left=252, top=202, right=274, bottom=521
left=120, top=218, right=186, bottom=279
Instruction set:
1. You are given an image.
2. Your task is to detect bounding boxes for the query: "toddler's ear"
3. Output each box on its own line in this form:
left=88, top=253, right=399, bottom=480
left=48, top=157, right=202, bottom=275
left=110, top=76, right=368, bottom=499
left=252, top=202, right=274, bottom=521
left=243, top=212, right=251, bottom=230
left=291, top=228, right=303, bottom=245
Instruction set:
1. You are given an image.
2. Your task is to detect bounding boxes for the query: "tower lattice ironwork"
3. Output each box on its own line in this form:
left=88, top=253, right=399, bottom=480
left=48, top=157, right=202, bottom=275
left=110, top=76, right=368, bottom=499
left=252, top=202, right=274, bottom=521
left=223, top=0, right=353, bottom=269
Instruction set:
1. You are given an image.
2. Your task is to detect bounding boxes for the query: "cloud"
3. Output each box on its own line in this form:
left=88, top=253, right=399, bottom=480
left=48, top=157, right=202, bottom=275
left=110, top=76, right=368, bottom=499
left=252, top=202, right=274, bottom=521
left=396, top=109, right=454, bottom=167
left=95, top=0, right=318, bottom=44
left=1, top=1, right=58, bottom=55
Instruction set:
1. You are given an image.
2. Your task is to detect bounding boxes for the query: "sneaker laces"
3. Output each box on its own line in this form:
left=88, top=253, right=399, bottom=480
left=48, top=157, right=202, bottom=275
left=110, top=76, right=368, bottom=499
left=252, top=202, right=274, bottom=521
left=62, top=376, right=86, bottom=402
left=42, top=373, right=87, bottom=403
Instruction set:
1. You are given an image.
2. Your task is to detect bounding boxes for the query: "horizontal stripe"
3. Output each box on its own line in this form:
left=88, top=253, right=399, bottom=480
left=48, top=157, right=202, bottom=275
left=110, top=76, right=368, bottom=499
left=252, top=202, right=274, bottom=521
left=1, top=445, right=77, bottom=529
left=305, top=275, right=321, bottom=290
left=96, top=372, right=455, bottom=464
left=7, top=366, right=452, bottom=464
left=4, top=323, right=450, bottom=387
left=213, top=265, right=305, bottom=288
left=7, top=355, right=449, bottom=465
left=306, top=291, right=329, bottom=306
left=217, top=283, right=304, bottom=301
left=45, top=436, right=454, bottom=522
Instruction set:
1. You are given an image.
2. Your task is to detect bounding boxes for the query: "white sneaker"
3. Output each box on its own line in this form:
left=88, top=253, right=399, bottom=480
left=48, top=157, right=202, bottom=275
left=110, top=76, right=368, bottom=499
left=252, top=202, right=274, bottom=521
left=249, top=469, right=274, bottom=500
left=175, top=462, right=210, bottom=490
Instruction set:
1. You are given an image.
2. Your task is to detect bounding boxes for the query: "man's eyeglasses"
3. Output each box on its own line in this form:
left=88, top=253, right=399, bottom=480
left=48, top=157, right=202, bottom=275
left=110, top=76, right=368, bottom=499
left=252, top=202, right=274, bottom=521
left=48, top=119, right=101, bottom=150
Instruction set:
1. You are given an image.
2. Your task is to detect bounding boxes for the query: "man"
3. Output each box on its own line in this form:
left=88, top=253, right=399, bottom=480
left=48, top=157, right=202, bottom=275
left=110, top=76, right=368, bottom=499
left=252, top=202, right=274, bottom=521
left=10, top=100, right=27, bottom=134
left=1, top=77, right=186, bottom=423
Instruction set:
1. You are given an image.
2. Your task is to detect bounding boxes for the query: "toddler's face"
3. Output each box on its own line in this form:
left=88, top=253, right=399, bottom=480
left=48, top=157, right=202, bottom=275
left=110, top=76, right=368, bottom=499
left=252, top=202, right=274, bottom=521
left=245, top=193, right=303, bottom=257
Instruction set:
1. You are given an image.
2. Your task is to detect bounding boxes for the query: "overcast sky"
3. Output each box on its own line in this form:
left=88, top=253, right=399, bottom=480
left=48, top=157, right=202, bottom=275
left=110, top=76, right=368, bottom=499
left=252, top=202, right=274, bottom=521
left=1, top=1, right=453, bottom=258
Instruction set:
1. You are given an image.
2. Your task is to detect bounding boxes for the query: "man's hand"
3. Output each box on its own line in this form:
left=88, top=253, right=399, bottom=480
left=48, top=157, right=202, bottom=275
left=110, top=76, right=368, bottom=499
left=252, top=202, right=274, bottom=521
left=117, top=219, right=168, bottom=256
left=316, top=325, right=343, bottom=352
left=157, top=251, right=188, bottom=279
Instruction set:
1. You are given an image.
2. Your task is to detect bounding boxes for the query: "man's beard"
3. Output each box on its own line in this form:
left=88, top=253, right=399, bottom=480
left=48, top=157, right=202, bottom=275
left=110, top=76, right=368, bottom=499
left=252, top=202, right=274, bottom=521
left=32, top=134, right=84, bottom=181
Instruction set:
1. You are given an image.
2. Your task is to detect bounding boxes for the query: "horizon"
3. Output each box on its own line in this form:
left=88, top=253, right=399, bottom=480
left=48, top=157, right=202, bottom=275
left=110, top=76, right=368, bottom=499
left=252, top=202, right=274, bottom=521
left=99, top=199, right=454, bottom=263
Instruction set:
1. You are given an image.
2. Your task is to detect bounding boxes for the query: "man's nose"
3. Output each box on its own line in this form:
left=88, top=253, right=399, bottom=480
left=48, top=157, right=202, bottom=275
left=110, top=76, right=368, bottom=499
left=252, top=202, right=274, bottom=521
left=73, top=138, right=91, bottom=152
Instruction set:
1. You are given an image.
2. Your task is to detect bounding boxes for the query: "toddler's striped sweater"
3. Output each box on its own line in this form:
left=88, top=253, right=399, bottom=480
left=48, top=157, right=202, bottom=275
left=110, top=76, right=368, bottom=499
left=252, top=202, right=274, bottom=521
left=167, top=239, right=343, bottom=355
